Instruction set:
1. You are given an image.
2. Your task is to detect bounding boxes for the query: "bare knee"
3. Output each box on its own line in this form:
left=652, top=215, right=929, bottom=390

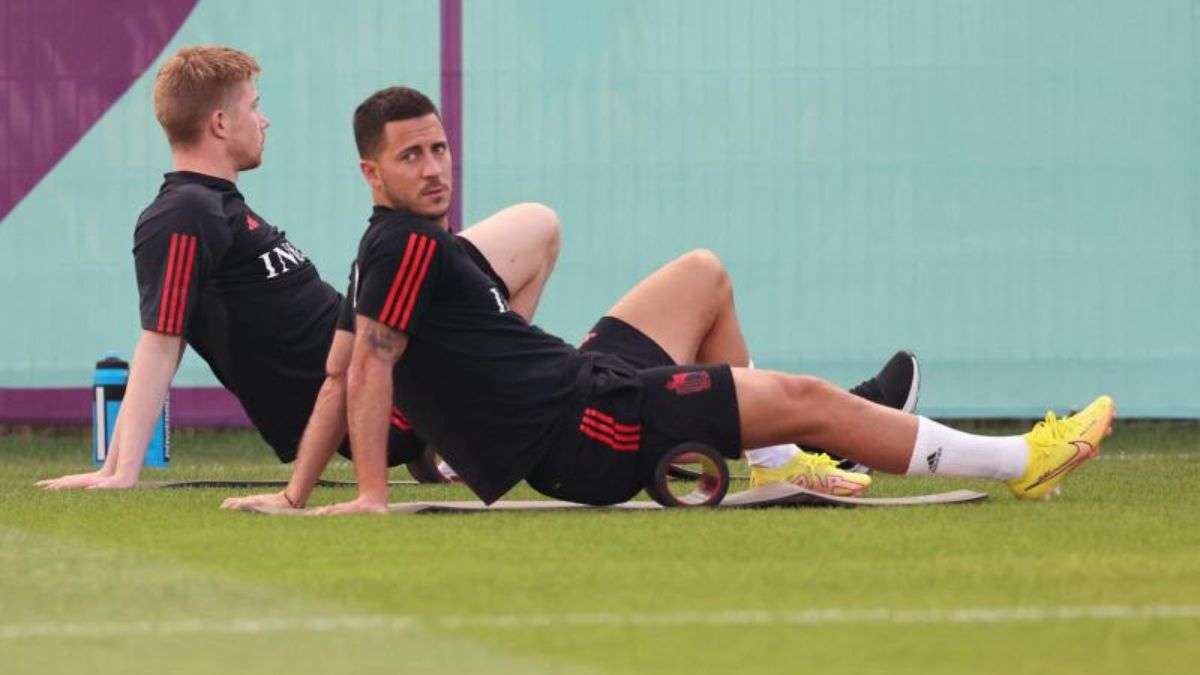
left=513, top=202, right=561, bottom=262
left=777, top=374, right=845, bottom=438
left=676, top=249, right=731, bottom=299
left=778, top=374, right=831, bottom=404
left=678, top=248, right=727, bottom=277
left=517, top=201, right=559, bottom=234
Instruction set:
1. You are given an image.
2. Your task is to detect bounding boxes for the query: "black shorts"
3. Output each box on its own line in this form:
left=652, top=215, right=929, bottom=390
left=527, top=320, right=742, bottom=506
left=579, top=316, right=676, bottom=370
left=459, top=235, right=511, bottom=299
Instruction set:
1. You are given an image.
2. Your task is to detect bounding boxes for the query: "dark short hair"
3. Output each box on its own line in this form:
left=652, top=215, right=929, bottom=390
left=353, top=87, right=440, bottom=158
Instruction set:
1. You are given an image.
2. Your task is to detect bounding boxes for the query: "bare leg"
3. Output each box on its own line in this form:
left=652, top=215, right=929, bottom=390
left=460, top=202, right=561, bottom=322
left=604, top=249, right=749, bottom=366
left=732, top=368, right=918, bottom=473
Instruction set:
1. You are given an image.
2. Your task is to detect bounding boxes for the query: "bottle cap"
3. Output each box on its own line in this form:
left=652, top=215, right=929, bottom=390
left=96, top=353, right=129, bottom=370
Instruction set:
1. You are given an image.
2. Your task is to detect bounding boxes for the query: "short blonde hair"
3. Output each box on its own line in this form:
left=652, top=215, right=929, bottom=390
left=153, top=45, right=260, bottom=147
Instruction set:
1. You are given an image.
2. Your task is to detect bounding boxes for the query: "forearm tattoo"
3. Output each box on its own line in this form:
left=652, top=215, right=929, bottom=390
left=363, top=321, right=405, bottom=360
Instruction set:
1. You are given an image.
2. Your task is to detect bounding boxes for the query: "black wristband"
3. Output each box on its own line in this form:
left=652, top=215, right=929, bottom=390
left=282, top=490, right=304, bottom=509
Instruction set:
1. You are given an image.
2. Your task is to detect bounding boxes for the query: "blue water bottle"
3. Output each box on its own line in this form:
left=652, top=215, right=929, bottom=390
left=92, top=352, right=170, bottom=468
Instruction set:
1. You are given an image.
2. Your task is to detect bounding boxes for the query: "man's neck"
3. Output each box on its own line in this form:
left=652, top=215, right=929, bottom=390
left=372, top=200, right=451, bottom=231
left=172, top=150, right=237, bottom=183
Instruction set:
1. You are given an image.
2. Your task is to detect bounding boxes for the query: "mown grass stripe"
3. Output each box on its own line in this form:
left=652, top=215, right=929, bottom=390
left=3, top=604, right=1198, bottom=640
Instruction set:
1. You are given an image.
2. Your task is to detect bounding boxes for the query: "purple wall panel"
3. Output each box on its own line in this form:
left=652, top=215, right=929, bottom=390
left=0, top=0, right=198, bottom=222
left=440, top=0, right=463, bottom=232
left=0, top=387, right=250, bottom=427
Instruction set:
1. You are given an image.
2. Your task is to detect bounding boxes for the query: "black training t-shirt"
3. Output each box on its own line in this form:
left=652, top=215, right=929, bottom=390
left=133, top=171, right=342, bottom=460
left=336, top=235, right=514, bottom=466
left=350, top=207, right=591, bottom=502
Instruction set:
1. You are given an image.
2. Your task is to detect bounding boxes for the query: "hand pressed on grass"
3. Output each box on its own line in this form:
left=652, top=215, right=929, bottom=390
left=36, top=469, right=125, bottom=491
left=310, top=496, right=389, bottom=515
left=220, top=491, right=296, bottom=511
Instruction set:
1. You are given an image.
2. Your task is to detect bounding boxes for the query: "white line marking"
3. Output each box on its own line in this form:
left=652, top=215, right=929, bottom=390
left=93, top=388, right=106, bottom=463
left=3, top=605, right=1197, bottom=640
left=1095, top=452, right=1199, bottom=461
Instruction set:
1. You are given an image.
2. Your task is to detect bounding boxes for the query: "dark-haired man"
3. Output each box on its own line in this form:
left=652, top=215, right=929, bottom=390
left=302, top=86, right=1113, bottom=516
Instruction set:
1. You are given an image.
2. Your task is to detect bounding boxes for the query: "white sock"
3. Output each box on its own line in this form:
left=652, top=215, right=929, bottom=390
left=744, top=445, right=799, bottom=468
left=906, top=417, right=1028, bottom=480
left=741, top=357, right=801, bottom=469
left=436, top=459, right=459, bottom=480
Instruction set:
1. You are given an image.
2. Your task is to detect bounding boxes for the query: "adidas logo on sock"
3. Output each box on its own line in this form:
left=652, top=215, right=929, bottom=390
left=926, top=447, right=943, bottom=473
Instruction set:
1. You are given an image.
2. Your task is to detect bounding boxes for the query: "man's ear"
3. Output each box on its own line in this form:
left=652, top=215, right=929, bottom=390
left=207, top=108, right=230, bottom=141
left=359, top=159, right=381, bottom=191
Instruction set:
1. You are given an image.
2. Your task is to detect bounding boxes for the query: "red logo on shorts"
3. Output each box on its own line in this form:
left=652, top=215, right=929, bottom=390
left=246, top=214, right=261, bottom=231
left=665, top=371, right=712, bottom=395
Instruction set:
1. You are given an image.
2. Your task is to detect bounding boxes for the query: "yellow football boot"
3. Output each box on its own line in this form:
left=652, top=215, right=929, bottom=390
left=750, top=450, right=872, bottom=497
left=1008, top=395, right=1115, bottom=500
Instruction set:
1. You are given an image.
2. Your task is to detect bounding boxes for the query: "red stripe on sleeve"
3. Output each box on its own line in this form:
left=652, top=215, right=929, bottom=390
left=379, top=234, right=420, bottom=324
left=156, top=234, right=180, bottom=332
left=397, top=239, right=437, bottom=331
left=165, top=234, right=190, bottom=334
left=386, top=236, right=429, bottom=327
left=172, top=236, right=197, bottom=334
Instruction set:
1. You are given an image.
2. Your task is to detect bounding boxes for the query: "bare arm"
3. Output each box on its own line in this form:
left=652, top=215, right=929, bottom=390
left=38, top=331, right=182, bottom=490
left=312, top=316, right=407, bottom=514
left=221, top=330, right=356, bottom=510
left=283, top=330, right=355, bottom=503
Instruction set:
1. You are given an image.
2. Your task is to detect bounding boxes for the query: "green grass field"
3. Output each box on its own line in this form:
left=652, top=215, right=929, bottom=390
left=2, top=422, right=1198, bottom=674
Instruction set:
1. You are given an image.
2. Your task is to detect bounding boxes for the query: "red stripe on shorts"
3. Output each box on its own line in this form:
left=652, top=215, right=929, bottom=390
left=580, top=415, right=641, bottom=443
left=583, top=408, right=641, bottom=433
left=578, top=424, right=640, bottom=451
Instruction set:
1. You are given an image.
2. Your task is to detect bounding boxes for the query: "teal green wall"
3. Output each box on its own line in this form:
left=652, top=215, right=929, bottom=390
left=2, top=0, right=1197, bottom=416
left=464, top=0, right=1200, bottom=416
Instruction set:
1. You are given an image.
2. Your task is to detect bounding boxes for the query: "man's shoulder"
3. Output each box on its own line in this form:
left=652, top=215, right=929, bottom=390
left=359, top=213, right=449, bottom=256
left=135, top=182, right=228, bottom=236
